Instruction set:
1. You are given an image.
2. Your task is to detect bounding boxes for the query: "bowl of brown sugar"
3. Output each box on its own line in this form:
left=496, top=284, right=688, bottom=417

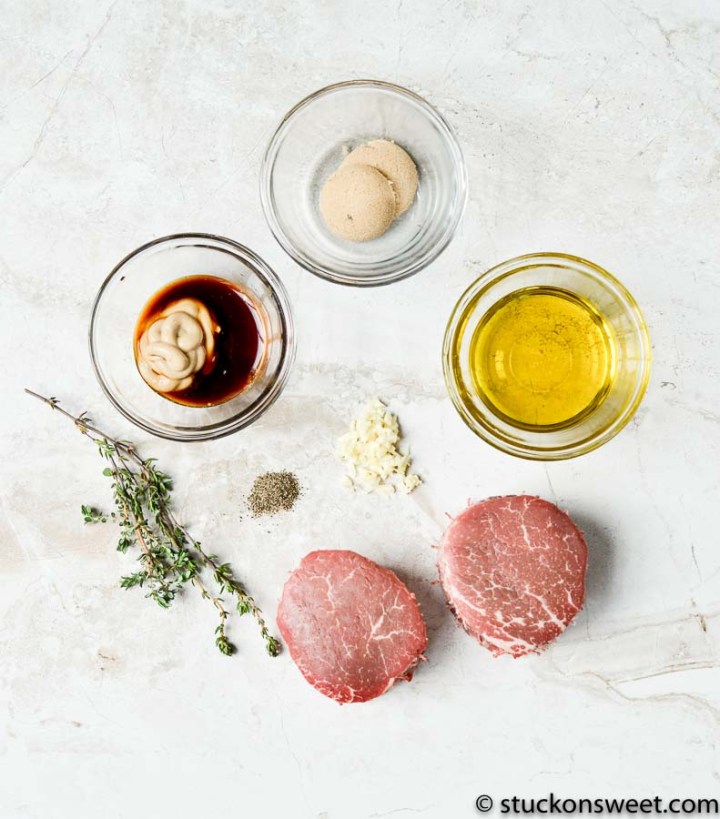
left=260, top=80, right=467, bottom=287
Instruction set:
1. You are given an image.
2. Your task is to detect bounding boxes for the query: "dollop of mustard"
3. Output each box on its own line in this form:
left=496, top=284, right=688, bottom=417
left=137, top=298, right=218, bottom=393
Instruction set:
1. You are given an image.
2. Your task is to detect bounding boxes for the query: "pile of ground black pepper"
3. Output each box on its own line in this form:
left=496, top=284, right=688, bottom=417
left=248, top=471, right=301, bottom=517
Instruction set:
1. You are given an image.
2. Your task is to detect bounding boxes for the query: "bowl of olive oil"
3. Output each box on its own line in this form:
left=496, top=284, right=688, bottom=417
left=443, top=253, right=651, bottom=460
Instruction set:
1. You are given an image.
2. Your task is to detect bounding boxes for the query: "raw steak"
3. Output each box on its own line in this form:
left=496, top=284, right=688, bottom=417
left=277, top=550, right=427, bottom=703
left=438, top=495, right=587, bottom=657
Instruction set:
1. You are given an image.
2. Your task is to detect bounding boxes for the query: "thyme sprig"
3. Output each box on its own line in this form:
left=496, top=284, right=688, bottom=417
left=26, top=388, right=280, bottom=658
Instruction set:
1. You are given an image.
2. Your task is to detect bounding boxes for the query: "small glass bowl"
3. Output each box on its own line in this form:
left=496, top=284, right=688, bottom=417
left=260, top=80, right=467, bottom=287
left=443, top=253, right=652, bottom=460
left=90, top=234, right=295, bottom=441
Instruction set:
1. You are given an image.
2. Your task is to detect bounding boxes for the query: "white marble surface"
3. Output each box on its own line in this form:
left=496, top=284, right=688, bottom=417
left=2, top=1, right=719, bottom=816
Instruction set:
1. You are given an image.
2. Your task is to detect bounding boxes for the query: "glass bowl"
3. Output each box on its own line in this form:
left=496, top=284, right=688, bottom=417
left=260, top=80, right=467, bottom=287
left=90, top=234, right=295, bottom=441
left=443, top=253, right=652, bottom=460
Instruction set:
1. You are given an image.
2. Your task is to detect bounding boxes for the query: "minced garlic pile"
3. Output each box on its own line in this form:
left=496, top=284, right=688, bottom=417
left=337, top=399, right=422, bottom=494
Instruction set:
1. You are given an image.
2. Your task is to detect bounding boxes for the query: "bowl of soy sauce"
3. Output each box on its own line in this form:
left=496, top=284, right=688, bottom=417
left=90, top=233, right=295, bottom=441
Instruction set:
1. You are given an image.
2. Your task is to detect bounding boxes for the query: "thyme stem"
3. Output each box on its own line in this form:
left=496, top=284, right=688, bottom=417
left=25, top=388, right=281, bottom=657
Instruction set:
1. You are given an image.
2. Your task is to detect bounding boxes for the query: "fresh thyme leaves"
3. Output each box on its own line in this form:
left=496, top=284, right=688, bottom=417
left=81, top=505, right=107, bottom=524
left=26, top=388, right=280, bottom=658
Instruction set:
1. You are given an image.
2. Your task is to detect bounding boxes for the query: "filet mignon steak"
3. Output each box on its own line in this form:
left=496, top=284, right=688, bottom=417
left=438, top=495, right=588, bottom=657
left=277, top=550, right=427, bottom=703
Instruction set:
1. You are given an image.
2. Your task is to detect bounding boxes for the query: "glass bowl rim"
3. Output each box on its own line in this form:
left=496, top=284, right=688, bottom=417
left=89, top=232, right=296, bottom=442
left=259, top=78, right=468, bottom=288
left=442, top=251, right=653, bottom=460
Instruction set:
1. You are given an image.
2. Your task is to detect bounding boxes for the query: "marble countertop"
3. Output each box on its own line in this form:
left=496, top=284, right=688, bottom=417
left=2, top=1, right=719, bottom=817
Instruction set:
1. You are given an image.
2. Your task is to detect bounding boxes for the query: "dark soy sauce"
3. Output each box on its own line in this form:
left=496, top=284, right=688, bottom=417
left=135, top=275, right=264, bottom=407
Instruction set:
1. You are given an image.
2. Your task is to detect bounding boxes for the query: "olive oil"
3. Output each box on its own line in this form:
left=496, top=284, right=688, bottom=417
left=467, top=287, right=616, bottom=428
